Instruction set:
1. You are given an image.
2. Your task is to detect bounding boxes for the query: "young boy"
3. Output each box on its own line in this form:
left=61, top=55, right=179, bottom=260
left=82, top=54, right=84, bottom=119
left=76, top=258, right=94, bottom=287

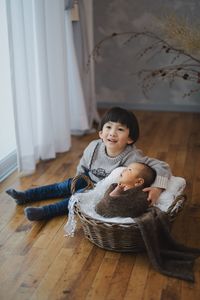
left=95, top=162, right=156, bottom=218
left=6, top=107, right=171, bottom=221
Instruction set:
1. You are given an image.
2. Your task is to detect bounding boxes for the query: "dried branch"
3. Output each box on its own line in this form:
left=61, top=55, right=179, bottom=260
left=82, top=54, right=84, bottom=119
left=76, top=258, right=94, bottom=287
left=91, top=26, right=200, bottom=98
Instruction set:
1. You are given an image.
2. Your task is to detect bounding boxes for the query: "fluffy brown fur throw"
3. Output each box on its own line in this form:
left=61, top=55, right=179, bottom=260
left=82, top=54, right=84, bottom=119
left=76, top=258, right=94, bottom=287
left=135, top=206, right=200, bottom=282
left=95, top=184, right=200, bottom=281
left=95, top=183, right=149, bottom=218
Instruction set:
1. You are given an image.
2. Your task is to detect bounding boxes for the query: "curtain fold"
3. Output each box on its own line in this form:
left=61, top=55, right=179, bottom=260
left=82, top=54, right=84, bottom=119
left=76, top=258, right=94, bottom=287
left=6, top=0, right=98, bottom=175
left=70, top=0, right=100, bottom=133
left=65, top=8, right=90, bottom=134
left=79, top=0, right=100, bottom=127
left=7, top=0, right=71, bottom=175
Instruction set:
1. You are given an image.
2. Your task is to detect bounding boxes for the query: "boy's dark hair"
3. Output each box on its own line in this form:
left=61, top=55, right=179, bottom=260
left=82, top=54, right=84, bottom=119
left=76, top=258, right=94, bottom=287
left=139, top=164, right=157, bottom=188
left=99, top=107, right=140, bottom=144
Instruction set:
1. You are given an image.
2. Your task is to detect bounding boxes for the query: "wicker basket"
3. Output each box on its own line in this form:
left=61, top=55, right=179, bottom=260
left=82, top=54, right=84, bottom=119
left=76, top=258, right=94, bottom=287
left=74, top=194, right=187, bottom=252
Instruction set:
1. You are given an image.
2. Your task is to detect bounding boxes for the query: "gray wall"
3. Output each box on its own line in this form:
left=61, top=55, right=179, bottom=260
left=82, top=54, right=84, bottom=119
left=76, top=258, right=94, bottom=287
left=94, top=0, right=200, bottom=111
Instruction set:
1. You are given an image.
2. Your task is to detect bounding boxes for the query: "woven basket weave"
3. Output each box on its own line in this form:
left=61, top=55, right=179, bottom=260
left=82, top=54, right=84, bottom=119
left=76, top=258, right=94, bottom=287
left=74, top=194, right=187, bottom=252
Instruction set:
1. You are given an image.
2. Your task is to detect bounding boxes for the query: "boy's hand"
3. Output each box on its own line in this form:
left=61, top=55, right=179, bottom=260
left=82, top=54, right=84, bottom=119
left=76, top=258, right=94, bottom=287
left=142, top=187, right=164, bottom=205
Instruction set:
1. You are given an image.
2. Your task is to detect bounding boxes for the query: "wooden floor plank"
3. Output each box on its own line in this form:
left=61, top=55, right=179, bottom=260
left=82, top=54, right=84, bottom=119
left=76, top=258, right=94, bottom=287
left=123, top=254, right=149, bottom=300
left=29, top=248, right=74, bottom=300
left=68, top=247, right=106, bottom=300
left=0, top=110, right=200, bottom=300
left=104, top=254, right=135, bottom=300
left=86, top=252, right=120, bottom=300
left=142, top=269, right=168, bottom=300
left=0, top=247, right=41, bottom=300
left=48, top=239, right=94, bottom=300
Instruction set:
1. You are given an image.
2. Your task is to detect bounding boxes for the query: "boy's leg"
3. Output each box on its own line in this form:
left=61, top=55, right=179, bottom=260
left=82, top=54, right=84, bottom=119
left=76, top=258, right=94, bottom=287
left=24, top=198, right=70, bottom=221
left=6, top=178, right=73, bottom=205
left=23, top=176, right=91, bottom=221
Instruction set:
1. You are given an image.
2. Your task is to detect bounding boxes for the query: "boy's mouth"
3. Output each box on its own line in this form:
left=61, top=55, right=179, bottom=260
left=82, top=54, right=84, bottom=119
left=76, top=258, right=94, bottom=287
left=107, top=139, right=117, bottom=143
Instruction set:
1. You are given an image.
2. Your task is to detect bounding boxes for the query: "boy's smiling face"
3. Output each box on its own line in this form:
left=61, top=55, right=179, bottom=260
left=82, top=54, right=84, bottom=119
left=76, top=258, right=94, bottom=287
left=99, top=121, right=133, bottom=157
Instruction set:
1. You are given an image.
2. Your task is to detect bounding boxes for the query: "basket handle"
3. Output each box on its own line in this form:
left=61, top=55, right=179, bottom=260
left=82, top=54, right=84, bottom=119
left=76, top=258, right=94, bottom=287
left=71, top=174, right=94, bottom=195
left=166, top=194, right=187, bottom=220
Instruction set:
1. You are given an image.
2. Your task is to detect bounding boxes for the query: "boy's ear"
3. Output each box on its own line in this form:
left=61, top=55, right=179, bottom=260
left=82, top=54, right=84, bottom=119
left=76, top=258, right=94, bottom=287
left=127, top=137, right=134, bottom=145
left=99, top=131, right=103, bottom=139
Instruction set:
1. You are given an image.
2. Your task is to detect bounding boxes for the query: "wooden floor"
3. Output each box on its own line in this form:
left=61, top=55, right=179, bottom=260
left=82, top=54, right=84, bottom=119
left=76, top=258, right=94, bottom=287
left=0, top=110, right=200, bottom=300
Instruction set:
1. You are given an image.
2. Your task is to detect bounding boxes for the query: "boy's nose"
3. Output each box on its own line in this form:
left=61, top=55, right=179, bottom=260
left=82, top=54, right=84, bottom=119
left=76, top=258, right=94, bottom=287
left=109, top=129, right=116, bottom=136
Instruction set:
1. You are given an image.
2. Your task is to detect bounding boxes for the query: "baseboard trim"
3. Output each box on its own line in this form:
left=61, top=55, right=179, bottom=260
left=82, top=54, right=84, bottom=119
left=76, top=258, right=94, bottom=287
left=0, top=150, right=17, bottom=182
left=97, top=102, right=200, bottom=112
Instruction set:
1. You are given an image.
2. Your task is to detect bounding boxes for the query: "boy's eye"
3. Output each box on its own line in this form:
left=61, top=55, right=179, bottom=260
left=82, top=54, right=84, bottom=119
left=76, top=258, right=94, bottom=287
left=105, top=125, right=111, bottom=129
left=118, top=128, right=125, bottom=131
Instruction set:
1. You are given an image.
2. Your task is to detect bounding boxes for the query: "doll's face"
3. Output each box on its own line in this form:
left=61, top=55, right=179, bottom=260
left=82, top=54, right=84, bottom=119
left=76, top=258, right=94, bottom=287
left=119, top=163, right=145, bottom=188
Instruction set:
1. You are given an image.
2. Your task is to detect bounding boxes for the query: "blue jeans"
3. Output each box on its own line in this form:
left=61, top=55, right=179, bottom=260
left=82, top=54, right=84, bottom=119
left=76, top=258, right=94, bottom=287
left=24, top=176, right=90, bottom=219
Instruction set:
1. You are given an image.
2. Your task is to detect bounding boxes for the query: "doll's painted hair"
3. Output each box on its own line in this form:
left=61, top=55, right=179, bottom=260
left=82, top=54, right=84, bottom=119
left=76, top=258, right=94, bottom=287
left=99, top=107, right=139, bottom=143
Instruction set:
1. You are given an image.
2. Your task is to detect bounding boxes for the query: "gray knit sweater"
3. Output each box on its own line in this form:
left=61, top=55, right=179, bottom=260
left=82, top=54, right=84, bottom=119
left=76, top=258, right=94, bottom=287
left=76, top=139, right=171, bottom=189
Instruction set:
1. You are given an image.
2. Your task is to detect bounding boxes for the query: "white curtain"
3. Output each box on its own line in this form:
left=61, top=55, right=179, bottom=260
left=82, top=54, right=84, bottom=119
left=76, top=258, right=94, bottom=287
left=7, top=0, right=72, bottom=176
left=6, top=0, right=98, bottom=175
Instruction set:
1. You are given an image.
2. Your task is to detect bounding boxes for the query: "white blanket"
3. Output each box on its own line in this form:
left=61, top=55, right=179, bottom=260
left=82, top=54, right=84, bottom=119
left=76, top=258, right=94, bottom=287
left=64, top=167, right=186, bottom=236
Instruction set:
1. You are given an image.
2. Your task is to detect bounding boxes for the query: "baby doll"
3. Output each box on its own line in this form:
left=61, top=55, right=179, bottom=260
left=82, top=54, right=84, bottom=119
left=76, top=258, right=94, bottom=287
left=95, top=162, right=156, bottom=218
